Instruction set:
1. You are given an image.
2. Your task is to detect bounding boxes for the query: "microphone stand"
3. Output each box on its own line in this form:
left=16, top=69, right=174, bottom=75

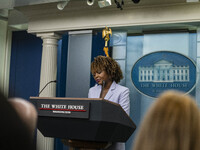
left=100, top=80, right=105, bottom=98
left=38, top=80, right=57, bottom=97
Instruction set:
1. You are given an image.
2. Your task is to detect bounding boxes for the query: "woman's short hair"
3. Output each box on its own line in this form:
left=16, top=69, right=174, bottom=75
left=133, top=90, right=200, bottom=150
left=91, top=55, right=123, bottom=83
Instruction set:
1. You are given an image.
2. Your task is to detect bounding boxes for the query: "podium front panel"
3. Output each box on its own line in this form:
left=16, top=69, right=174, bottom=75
left=30, top=97, right=136, bottom=142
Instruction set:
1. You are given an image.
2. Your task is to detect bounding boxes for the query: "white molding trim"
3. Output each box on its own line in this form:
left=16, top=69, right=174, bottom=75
left=68, top=30, right=92, bottom=35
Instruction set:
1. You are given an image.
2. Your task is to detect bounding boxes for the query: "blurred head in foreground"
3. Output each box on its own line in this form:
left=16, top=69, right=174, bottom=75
left=133, top=90, right=200, bottom=150
left=0, top=91, right=37, bottom=150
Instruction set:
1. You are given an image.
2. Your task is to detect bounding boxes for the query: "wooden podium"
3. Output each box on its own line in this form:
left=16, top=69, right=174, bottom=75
left=30, top=97, right=136, bottom=149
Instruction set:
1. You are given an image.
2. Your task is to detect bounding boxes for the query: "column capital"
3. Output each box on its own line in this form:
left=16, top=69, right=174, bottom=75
left=37, top=32, right=62, bottom=46
left=36, top=32, right=61, bottom=40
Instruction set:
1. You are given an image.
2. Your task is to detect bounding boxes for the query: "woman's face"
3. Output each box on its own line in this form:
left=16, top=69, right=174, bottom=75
left=92, top=70, right=111, bottom=85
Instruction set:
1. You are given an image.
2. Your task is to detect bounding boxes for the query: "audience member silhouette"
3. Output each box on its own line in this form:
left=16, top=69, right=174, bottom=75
left=9, top=97, right=37, bottom=136
left=0, top=91, right=37, bottom=150
left=133, top=90, right=200, bottom=150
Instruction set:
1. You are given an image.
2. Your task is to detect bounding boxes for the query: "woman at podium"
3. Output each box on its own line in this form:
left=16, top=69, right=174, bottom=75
left=88, top=55, right=130, bottom=150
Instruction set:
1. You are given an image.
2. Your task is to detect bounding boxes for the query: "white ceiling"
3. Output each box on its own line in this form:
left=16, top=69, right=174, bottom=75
left=1, top=0, right=200, bottom=31
left=0, top=0, right=192, bottom=10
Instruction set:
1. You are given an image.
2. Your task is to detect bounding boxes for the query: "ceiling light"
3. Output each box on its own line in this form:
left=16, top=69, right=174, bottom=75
left=87, top=0, right=95, bottom=6
left=98, top=0, right=112, bottom=8
left=57, top=0, right=70, bottom=10
left=132, top=0, right=140, bottom=4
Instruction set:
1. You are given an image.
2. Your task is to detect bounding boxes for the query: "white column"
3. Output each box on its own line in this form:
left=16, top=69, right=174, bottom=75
left=0, top=20, right=12, bottom=97
left=36, top=32, right=61, bottom=150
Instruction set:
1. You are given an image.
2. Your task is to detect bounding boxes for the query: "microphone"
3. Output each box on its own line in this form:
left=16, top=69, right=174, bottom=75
left=38, top=80, right=57, bottom=96
left=100, top=80, right=105, bottom=98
